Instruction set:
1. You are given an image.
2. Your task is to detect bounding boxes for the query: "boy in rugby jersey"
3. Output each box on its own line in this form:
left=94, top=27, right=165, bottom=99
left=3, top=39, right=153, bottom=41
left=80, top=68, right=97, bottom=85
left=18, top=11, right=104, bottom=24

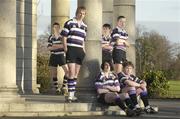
left=111, top=16, right=130, bottom=74
left=95, top=62, right=142, bottom=117
left=101, top=24, right=113, bottom=70
left=47, top=22, right=69, bottom=95
left=118, top=61, right=158, bottom=114
left=61, top=7, right=87, bottom=102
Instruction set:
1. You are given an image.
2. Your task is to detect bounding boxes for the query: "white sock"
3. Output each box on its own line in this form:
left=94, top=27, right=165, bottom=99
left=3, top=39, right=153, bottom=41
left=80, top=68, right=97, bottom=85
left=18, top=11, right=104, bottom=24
left=69, top=92, right=74, bottom=98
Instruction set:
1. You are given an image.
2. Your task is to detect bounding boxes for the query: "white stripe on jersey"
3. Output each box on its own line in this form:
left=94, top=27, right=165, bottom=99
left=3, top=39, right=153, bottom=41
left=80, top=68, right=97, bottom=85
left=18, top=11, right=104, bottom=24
left=71, top=27, right=86, bottom=34
left=119, top=36, right=128, bottom=39
left=53, top=41, right=61, bottom=44
left=101, top=41, right=109, bottom=44
left=68, top=35, right=84, bottom=41
left=68, top=87, right=75, bottom=90
left=113, top=33, right=120, bottom=38
left=68, top=19, right=87, bottom=28
left=67, top=43, right=83, bottom=48
left=63, top=28, right=69, bottom=33
left=51, top=52, right=64, bottom=55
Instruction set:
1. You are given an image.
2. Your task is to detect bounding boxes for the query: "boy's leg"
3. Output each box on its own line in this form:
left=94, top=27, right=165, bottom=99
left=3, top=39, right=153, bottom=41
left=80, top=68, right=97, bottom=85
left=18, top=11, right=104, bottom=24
left=67, top=63, right=77, bottom=102
left=123, top=87, right=139, bottom=107
left=61, top=65, right=69, bottom=96
left=119, top=92, right=142, bottom=116
left=104, top=92, right=135, bottom=117
left=137, top=88, right=157, bottom=114
left=50, top=67, right=59, bottom=93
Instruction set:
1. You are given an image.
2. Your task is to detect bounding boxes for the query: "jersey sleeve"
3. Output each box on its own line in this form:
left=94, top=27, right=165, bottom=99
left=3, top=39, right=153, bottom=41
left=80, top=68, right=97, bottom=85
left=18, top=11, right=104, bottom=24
left=95, top=73, right=103, bottom=90
left=60, top=20, right=71, bottom=37
left=47, top=35, right=52, bottom=47
left=117, top=73, right=128, bottom=84
left=130, top=75, right=143, bottom=84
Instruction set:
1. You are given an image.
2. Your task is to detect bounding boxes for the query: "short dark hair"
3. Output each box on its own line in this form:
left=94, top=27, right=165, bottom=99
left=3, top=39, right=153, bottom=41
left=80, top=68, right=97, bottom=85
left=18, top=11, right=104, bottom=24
left=103, top=23, right=111, bottom=29
left=122, top=61, right=134, bottom=68
left=76, top=6, right=86, bottom=16
left=117, top=16, right=126, bottom=21
left=53, top=22, right=60, bottom=26
left=101, top=61, right=113, bottom=71
left=101, top=62, right=108, bottom=70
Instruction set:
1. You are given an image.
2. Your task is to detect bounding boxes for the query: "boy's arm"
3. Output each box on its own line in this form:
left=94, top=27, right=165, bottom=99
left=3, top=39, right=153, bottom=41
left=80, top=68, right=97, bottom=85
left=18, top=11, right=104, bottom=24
left=62, top=36, right=68, bottom=52
left=124, top=80, right=141, bottom=87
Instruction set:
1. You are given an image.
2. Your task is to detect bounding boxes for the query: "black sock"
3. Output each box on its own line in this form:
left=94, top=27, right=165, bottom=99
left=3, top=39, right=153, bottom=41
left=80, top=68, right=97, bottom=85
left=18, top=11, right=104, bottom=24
left=129, top=93, right=138, bottom=106
left=53, top=77, right=58, bottom=90
left=115, top=97, right=126, bottom=111
left=63, top=76, right=68, bottom=88
left=125, top=98, right=135, bottom=110
left=140, top=92, right=149, bottom=107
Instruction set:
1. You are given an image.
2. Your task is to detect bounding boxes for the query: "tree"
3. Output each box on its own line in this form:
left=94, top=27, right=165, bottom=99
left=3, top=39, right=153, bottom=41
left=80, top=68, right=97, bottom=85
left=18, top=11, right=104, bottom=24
left=136, top=27, right=173, bottom=77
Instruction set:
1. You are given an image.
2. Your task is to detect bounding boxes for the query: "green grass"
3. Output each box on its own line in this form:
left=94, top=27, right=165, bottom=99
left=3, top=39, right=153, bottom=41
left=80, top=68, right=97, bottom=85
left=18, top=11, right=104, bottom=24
left=168, top=80, right=180, bottom=98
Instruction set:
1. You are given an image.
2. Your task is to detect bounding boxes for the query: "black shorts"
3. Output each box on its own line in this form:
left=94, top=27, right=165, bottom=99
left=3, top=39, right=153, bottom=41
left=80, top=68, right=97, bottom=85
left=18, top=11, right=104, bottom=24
left=97, top=93, right=116, bottom=106
left=48, top=54, right=66, bottom=67
left=102, top=50, right=112, bottom=63
left=112, top=48, right=126, bottom=64
left=97, top=93, right=106, bottom=104
left=66, top=46, right=85, bottom=65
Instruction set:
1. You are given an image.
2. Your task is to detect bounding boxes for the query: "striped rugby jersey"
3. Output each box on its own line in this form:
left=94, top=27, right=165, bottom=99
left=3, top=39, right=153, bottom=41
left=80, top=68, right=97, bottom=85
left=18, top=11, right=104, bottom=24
left=101, top=35, right=112, bottom=52
left=60, top=18, right=87, bottom=48
left=95, top=72, right=120, bottom=91
left=111, top=27, right=128, bottom=51
left=118, top=72, right=143, bottom=88
left=47, top=34, right=64, bottom=55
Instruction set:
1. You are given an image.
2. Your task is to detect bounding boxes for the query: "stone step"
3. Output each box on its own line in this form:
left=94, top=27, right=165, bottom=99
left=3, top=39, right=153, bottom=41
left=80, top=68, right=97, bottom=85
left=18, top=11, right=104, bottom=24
left=0, top=102, right=126, bottom=117
left=0, top=95, right=158, bottom=117
left=0, top=111, right=105, bottom=117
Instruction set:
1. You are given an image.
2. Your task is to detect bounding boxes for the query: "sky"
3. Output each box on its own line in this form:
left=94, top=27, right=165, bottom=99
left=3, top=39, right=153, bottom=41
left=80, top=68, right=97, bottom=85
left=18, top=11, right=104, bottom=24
left=37, top=0, right=180, bottom=43
left=136, top=0, right=180, bottom=22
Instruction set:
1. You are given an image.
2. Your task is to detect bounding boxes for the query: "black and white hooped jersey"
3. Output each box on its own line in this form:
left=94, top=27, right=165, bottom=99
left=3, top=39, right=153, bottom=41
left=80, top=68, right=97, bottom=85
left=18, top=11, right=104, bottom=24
left=111, top=27, right=128, bottom=51
left=60, top=18, right=87, bottom=48
left=101, top=35, right=112, bottom=52
left=95, top=72, right=120, bottom=91
left=118, top=72, right=143, bottom=87
left=47, top=34, right=64, bottom=55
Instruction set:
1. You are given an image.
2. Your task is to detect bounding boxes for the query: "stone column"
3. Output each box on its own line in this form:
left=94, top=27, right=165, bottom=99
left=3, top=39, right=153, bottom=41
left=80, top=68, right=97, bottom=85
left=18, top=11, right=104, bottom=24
left=0, top=0, right=23, bottom=102
left=77, top=0, right=102, bottom=91
left=113, top=0, right=136, bottom=68
left=102, top=0, right=113, bottom=26
left=51, top=0, right=70, bottom=86
left=51, top=0, right=70, bottom=28
left=23, top=0, right=39, bottom=94
left=16, top=0, right=25, bottom=93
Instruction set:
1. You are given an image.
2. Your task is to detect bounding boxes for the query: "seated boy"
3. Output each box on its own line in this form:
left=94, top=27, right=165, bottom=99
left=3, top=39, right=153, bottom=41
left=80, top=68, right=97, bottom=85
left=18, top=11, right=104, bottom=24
left=95, top=62, right=141, bottom=117
left=118, top=61, right=157, bottom=114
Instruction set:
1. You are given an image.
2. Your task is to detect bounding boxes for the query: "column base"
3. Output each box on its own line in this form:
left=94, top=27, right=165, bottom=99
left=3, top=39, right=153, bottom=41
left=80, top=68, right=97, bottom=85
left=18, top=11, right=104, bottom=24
left=0, top=86, right=25, bottom=103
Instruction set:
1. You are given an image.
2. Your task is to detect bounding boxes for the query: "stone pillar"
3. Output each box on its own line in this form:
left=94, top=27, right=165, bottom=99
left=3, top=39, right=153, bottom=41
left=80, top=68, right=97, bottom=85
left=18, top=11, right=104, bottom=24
left=113, top=0, right=136, bottom=67
left=16, top=0, right=25, bottom=93
left=51, top=0, right=70, bottom=86
left=0, top=0, right=23, bottom=102
left=51, top=0, right=70, bottom=28
left=23, top=0, right=39, bottom=93
left=102, top=0, right=113, bottom=26
left=78, top=0, right=102, bottom=91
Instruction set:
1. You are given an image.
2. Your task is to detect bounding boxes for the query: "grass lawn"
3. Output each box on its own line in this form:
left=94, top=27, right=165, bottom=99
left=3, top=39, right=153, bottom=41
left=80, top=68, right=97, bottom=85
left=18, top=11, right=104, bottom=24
left=168, top=80, right=180, bottom=98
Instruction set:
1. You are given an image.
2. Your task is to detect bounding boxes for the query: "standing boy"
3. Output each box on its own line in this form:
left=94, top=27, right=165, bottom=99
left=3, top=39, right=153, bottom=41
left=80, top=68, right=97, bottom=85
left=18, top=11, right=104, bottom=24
left=111, top=16, right=130, bottom=74
left=47, top=22, right=69, bottom=95
left=61, top=7, right=87, bottom=102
